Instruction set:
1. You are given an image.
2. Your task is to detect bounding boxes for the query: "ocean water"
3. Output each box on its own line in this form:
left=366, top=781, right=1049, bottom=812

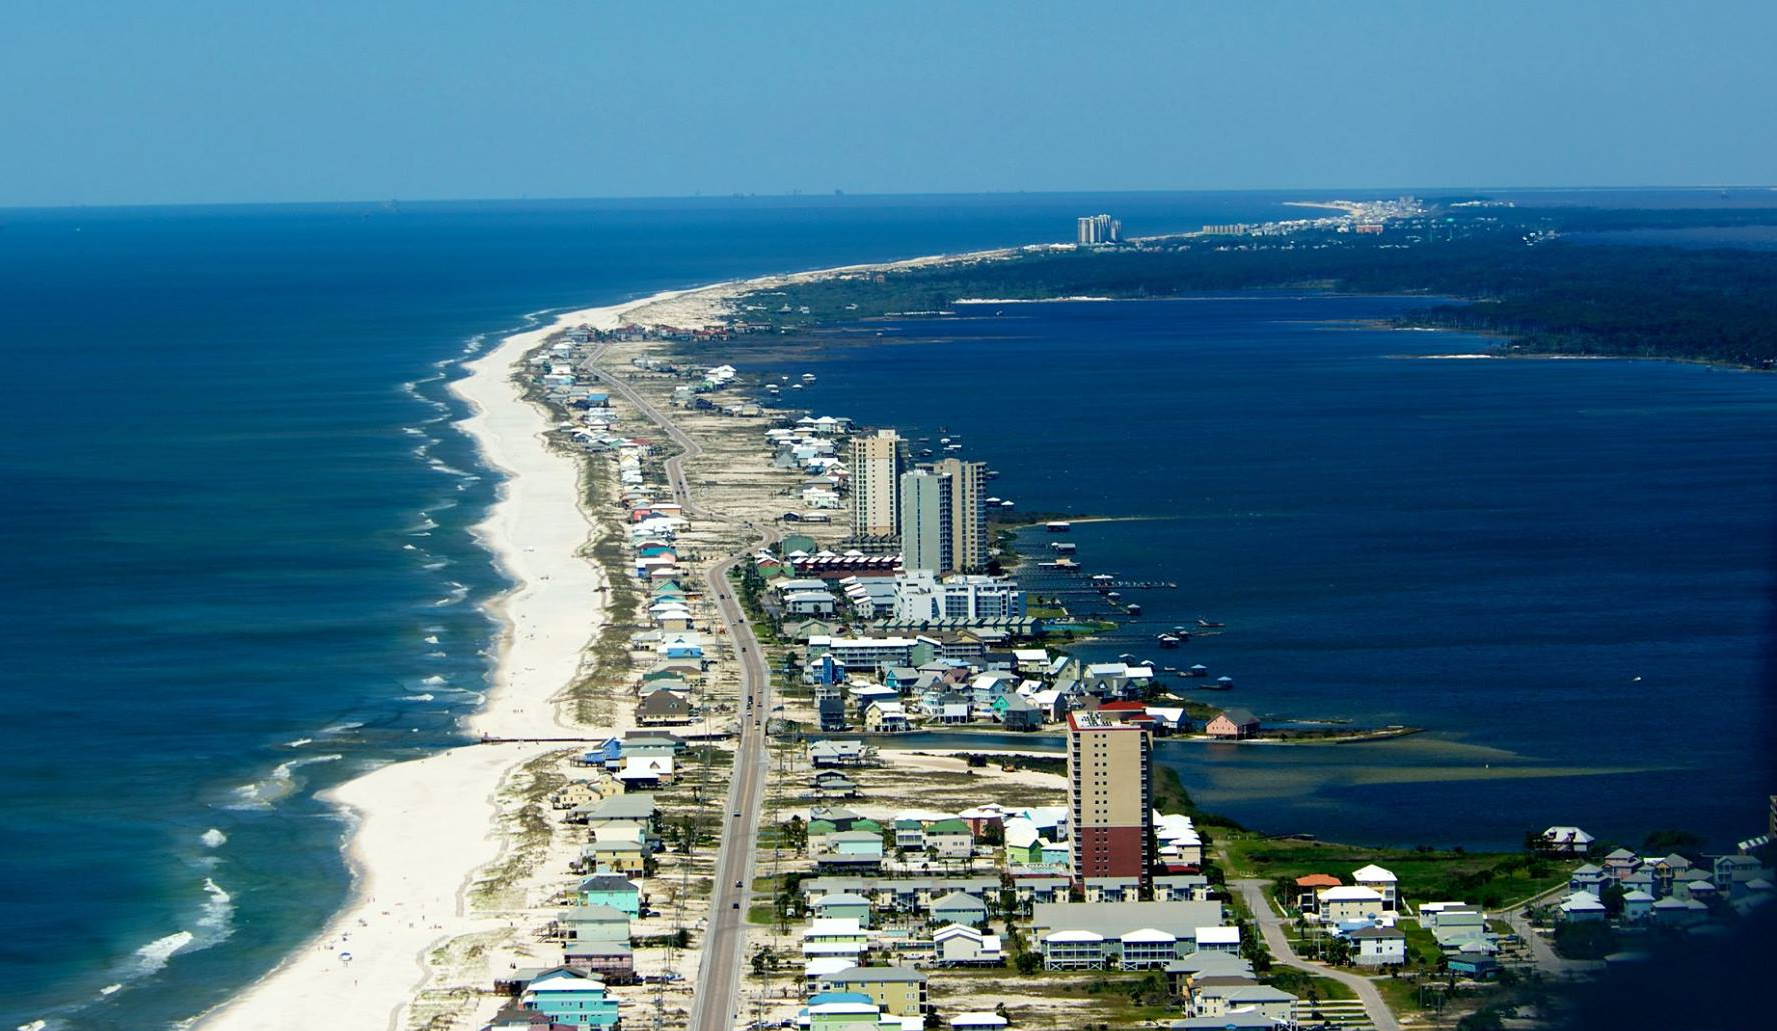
left=742, top=295, right=1777, bottom=850
left=0, top=194, right=1303, bottom=1031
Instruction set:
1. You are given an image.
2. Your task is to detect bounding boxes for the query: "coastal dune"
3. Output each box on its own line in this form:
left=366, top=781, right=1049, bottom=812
left=193, top=294, right=675, bottom=1031
left=196, top=259, right=967, bottom=1031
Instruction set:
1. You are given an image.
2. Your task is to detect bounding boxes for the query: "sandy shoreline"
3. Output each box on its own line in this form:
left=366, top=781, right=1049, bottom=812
left=193, top=293, right=676, bottom=1031
left=193, top=245, right=1009, bottom=1030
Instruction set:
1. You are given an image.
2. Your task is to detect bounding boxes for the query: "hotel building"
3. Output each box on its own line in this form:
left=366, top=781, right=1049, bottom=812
left=932, top=457, right=988, bottom=572
left=849, top=429, right=908, bottom=536
left=1068, top=711, right=1153, bottom=889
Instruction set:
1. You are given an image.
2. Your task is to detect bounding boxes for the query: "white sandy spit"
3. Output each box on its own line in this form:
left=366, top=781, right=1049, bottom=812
left=193, top=249, right=995, bottom=1030
left=192, top=291, right=685, bottom=1031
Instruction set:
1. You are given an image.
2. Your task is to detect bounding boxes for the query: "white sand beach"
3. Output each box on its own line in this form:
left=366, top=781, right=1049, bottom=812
left=196, top=249, right=994, bottom=1031
left=194, top=290, right=687, bottom=1031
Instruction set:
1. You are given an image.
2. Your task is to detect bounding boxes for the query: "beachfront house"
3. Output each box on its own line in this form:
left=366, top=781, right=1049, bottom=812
left=1318, top=886, right=1386, bottom=923
left=635, top=691, right=692, bottom=726
left=519, top=966, right=620, bottom=1029
left=1350, top=925, right=1407, bottom=966
left=563, top=941, right=636, bottom=984
left=817, top=965, right=929, bottom=1018
left=1539, top=826, right=1596, bottom=856
left=553, top=905, right=631, bottom=944
left=1204, top=708, right=1260, bottom=740
left=574, top=876, right=641, bottom=917
left=933, top=923, right=1003, bottom=966
left=1352, top=864, right=1400, bottom=910
left=929, top=891, right=989, bottom=928
left=811, top=892, right=874, bottom=928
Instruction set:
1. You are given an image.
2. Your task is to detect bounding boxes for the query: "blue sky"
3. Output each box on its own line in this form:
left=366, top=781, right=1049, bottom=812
left=2, top=1, right=1773, bottom=207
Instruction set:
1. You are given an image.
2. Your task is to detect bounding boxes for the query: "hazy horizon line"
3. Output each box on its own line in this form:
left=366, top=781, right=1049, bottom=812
left=4, top=183, right=1774, bottom=217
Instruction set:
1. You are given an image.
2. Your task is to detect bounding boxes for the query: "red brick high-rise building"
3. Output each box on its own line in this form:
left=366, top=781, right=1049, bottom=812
left=1067, top=711, right=1153, bottom=889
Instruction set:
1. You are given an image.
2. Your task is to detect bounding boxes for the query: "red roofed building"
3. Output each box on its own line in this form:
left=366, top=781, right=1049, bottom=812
left=1295, top=873, right=1343, bottom=914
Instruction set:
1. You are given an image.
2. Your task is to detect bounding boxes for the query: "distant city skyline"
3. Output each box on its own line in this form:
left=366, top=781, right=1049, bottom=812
left=3, top=1, right=1775, bottom=208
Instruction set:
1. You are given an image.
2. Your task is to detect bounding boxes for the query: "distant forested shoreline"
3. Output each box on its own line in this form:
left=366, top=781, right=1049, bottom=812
left=742, top=206, right=1777, bottom=368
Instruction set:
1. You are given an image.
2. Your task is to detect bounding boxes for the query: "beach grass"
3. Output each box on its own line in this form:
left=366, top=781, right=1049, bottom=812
left=1222, top=834, right=1571, bottom=909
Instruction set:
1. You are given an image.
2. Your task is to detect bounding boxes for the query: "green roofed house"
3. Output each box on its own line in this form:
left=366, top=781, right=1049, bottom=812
left=812, top=892, right=874, bottom=928
left=930, top=891, right=989, bottom=928
left=925, top=819, right=974, bottom=860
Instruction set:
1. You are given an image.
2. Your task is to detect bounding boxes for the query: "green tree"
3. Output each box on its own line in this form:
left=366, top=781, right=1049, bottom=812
left=1600, top=883, right=1626, bottom=918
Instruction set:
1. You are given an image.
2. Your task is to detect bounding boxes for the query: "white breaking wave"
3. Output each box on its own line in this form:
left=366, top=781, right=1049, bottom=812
left=200, top=828, right=227, bottom=849
left=423, top=634, right=440, bottom=645
left=422, top=560, right=448, bottom=571
left=285, top=737, right=314, bottom=748
left=321, top=721, right=363, bottom=735
left=132, top=931, right=194, bottom=976
left=421, top=674, right=447, bottom=685
left=402, top=693, right=435, bottom=702
left=228, top=754, right=342, bottom=809
left=196, top=878, right=234, bottom=945
left=121, top=877, right=235, bottom=988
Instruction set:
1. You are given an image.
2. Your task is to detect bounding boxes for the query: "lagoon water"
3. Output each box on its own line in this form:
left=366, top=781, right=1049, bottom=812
left=0, top=194, right=1300, bottom=1031
left=746, top=296, right=1777, bottom=850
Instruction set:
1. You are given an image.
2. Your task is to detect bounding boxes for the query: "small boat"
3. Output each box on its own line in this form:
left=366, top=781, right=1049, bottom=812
left=800, top=373, right=816, bottom=382
left=1118, top=653, right=1137, bottom=664
left=1197, top=618, right=1225, bottom=629
left=1125, top=603, right=1142, bottom=616
left=1106, top=591, right=1121, bottom=602
left=1157, top=634, right=1180, bottom=648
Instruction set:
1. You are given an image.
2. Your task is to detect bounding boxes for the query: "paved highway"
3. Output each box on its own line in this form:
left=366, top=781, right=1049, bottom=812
left=583, top=348, right=772, bottom=1031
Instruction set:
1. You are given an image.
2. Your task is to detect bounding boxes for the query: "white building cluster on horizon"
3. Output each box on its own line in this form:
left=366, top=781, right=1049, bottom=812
left=1077, top=213, right=1122, bottom=245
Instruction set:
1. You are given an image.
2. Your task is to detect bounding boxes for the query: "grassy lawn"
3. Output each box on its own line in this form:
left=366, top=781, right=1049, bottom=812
left=932, top=968, right=1176, bottom=1029
left=1265, top=966, right=1356, bottom=1002
left=746, top=903, right=774, bottom=925
left=1400, top=919, right=1443, bottom=966
left=1221, top=833, right=1571, bottom=909
left=1373, top=975, right=1428, bottom=1018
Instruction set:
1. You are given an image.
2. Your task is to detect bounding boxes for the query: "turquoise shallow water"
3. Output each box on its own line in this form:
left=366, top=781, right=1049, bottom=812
left=0, top=194, right=1304, bottom=1030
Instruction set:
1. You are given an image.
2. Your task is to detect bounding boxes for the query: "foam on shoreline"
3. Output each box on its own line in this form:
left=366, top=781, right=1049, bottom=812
left=191, top=251, right=994, bottom=1029
left=190, top=290, right=686, bottom=1031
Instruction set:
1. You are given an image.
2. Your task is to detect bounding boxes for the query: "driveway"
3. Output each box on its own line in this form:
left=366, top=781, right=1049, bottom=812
left=1232, top=879, right=1401, bottom=1031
